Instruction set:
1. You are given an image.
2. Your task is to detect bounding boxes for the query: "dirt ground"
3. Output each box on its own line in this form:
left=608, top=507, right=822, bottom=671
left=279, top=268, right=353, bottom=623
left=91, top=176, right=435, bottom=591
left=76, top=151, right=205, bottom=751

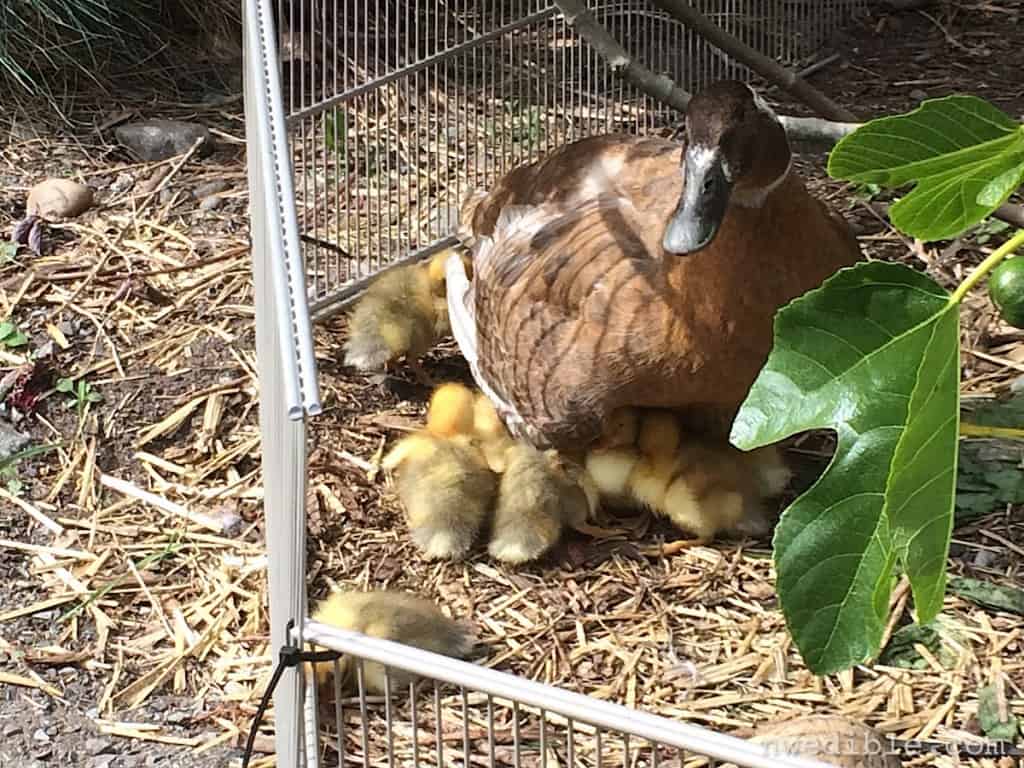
left=2, top=2, right=1023, bottom=767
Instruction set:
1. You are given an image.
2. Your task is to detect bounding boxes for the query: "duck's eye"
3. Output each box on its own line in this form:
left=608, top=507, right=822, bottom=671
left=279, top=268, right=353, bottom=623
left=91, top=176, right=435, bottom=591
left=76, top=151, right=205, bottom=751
left=702, top=176, right=714, bottom=193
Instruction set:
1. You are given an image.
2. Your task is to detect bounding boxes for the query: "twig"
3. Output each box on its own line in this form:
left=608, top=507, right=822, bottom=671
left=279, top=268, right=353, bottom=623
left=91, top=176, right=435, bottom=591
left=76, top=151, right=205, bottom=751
left=649, top=0, right=857, bottom=122
left=552, top=0, right=690, bottom=112
left=99, top=473, right=226, bottom=533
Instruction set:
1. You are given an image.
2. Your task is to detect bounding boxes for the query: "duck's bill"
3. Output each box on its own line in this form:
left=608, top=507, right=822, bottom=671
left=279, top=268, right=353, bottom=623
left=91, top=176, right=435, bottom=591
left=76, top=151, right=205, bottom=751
left=661, top=148, right=731, bottom=255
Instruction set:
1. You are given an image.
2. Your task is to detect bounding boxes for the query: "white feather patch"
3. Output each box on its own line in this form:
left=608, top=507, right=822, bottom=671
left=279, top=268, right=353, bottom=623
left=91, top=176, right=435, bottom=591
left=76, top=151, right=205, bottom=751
left=493, top=204, right=553, bottom=243
left=444, top=249, right=526, bottom=438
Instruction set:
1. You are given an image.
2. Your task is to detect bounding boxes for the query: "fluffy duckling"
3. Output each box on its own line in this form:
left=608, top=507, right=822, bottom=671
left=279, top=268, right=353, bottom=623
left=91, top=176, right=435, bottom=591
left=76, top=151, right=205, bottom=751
left=423, top=381, right=515, bottom=473
left=343, top=249, right=461, bottom=383
left=471, top=391, right=516, bottom=473
left=382, top=430, right=497, bottom=560
left=659, top=441, right=768, bottom=546
left=628, top=409, right=684, bottom=512
left=425, top=381, right=477, bottom=438
left=584, top=447, right=641, bottom=503
left=488, top=443, right=593, bottom=564
left=590, top=406, right=640, bottom=450
left=307, top=589, right=476, bottom=699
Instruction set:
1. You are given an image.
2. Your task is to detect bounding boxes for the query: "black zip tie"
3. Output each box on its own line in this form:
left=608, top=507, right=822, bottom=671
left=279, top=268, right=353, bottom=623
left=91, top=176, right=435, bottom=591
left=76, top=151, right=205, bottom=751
left=240, top=619, right=342, bottom=768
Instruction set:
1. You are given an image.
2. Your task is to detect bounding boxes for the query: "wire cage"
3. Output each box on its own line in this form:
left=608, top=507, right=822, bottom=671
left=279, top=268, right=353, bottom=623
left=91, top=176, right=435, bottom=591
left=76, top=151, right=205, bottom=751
left=242, top=0, right=869, bottom=766
left=275, top=0, right=869, bottom=320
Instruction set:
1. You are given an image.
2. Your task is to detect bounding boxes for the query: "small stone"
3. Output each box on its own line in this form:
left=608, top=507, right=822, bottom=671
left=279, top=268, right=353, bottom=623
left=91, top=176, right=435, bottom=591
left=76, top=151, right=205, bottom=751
left=86, top=737, right=114, bottom=756
left=26, top=179, right=94, bottom=221
left=59, top=320, right=77, bottom=338
left=34, top=341, right=55, bottom=360
left=90, top=758, right=115, bottom=768
left=3, top=722, right=23, bottom=737
left=115, top=120, right=214, bottom=162
left=108, top=173, right=135, bottom=197
left=909, top=88, right=928, bottom=101
left=973, top=549, right=998, bottom=568
left=199, top=194, right=224, bottom=211
left=193, top=179, right=230, bottom=199
left=31, top=728, right=50, bottom=743
left=0, top=422, right=31, bottom=462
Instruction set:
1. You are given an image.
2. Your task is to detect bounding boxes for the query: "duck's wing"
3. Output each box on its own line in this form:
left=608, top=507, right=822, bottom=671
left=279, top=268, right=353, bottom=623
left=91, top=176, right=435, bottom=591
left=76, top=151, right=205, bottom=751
left=471, top=196, right=671, bottom=450
left=461, top=134, right=681, bottom=247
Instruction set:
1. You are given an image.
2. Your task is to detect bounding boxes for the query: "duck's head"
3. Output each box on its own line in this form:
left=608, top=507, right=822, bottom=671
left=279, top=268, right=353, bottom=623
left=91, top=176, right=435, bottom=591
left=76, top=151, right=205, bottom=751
left=662, top=80, right=792, bottom=255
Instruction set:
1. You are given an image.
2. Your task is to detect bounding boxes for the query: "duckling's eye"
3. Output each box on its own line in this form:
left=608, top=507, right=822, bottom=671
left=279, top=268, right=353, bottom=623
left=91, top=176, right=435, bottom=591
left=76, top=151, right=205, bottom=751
left=702, top=175, right=715, bottom=193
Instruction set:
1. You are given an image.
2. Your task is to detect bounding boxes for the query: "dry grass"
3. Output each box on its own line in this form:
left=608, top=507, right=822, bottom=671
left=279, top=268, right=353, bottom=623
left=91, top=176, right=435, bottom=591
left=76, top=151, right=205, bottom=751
left=2, top=1, right=1024, bottom=767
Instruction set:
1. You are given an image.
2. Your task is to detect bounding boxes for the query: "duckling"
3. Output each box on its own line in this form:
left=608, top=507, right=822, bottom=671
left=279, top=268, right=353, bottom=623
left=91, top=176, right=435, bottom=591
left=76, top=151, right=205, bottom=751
left=343, top=249, right=458, bottom=384
left=744, top=444, right=793, bottom=498
left=487, top=443, right=592, bottom=564
left=628, top=409, right=684, bottom=513
left=590, top=406, right=640, bottom=451
left=652, top=439, right=773, bottom=553
left=471, top=391, right=516, bottom=472
left=446, top=80, right=862, bottom=453
left=584, top=447, right=641, bottom=503
left=306, top=589, right=476, bottom=699
left=382, top=431, right=497, bottom=560
left=425, top=381, right=477, bottom=438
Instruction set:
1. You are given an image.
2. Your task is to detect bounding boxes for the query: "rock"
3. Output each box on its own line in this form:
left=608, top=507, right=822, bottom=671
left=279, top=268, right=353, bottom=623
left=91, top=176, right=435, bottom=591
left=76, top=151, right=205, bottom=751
left=115, top=120, right=214, bottom=162
left=108, top=173, right=135, bottom=197
left=0, top=422, right=31, bottom=462
left=3, top=722, right=23, bottom=737
left=199, top=194, right=225, bottom=211
left=85, top=737, right=114, bottom=756
left=973, top=549, right=998, bottom=568
left=26, top=179, right=94, bottom=221
left=31, top=728, right=50, bottom=744
left=193, top=179, right=230, bottom=199
left=909, top=88, right=928, bottom=101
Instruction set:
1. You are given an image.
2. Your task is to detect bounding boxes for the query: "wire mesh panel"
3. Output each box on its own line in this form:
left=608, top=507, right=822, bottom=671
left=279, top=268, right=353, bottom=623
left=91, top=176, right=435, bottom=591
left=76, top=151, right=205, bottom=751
left=277, top=0, right=867, bottom=318
left=302, top=621, right=835, bottom=768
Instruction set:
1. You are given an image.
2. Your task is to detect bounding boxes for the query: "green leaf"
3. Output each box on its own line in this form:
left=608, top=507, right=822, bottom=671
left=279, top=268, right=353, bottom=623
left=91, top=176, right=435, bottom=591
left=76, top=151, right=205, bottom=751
left=879, top=622, right=954, bottom=669
left=828, top=95, right=1024, bottom=241
left=731, top=261, right=959, bottom=674
left=0, top=241, right=16, bottom=263
left=55, top=377, right=74, bottom=394
left=0, top=321, right=14, bottom=341
left=3, top=330, right=28, bottom=347
left=977, top=684, right=1021, bottom=741
left=949, top=576, right=1024, bottom=616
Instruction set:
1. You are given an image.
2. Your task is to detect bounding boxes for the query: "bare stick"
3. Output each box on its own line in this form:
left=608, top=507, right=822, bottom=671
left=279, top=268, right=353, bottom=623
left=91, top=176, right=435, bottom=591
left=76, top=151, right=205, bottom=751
left=553, top=0, right=691, bottom=112
left=650, top=0, right=857, bottom=122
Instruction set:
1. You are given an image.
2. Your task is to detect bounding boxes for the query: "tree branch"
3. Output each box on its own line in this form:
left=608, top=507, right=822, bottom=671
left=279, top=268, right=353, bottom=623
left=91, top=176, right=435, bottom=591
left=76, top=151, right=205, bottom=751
left=649, top=0, right=858, bottom=122
left=554, top=0, right=691, bottom=113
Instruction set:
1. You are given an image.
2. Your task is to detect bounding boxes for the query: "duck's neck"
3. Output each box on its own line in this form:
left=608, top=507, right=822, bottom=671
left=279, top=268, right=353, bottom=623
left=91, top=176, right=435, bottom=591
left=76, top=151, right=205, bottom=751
left=729, top=153, right=794, bottom=209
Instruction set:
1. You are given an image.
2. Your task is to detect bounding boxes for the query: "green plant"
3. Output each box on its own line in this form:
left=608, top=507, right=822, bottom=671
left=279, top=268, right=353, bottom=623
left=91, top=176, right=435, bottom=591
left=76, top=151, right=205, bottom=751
left=0, top=442, right=62, bottom=495
left=56, top=375, right=103, bottom=417
left=1, top=0, right=241, bottom=113
left=731, top=95, right=1024, bottom=674
left=0, top=322, right=29, bottom=348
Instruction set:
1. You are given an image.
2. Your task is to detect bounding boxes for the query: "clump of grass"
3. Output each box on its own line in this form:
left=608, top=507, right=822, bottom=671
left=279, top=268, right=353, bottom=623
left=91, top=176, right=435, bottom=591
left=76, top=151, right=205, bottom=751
left=1, top=0, right=241, bottom=116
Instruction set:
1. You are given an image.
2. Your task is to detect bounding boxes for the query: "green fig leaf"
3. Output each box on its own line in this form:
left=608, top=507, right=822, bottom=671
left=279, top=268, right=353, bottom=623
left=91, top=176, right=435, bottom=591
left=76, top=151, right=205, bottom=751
left=828, top=95, right=1024, bottom=241
left=731, top=261, right=959, bottom=674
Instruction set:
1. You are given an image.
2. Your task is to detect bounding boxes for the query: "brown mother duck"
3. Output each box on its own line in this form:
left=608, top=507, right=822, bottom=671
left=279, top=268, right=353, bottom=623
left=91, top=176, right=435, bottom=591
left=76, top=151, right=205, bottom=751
left=446, top=80, right=862, bottom=453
